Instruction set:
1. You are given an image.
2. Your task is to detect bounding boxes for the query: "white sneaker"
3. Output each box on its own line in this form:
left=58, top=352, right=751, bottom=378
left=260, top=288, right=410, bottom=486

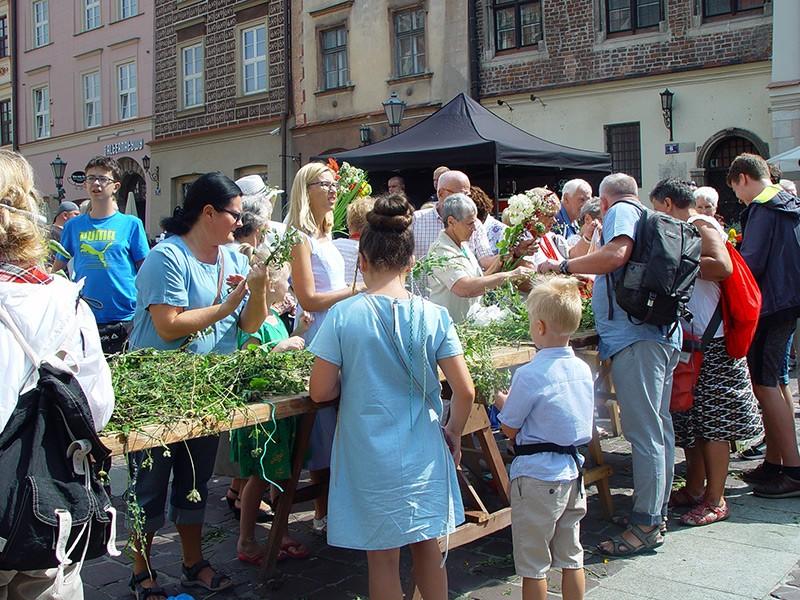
left=312, top=516, right=327, bottom=535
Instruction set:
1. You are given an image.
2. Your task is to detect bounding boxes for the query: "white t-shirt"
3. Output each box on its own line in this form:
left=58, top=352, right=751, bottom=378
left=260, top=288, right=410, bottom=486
left=683, top=214, right=726, bottom=339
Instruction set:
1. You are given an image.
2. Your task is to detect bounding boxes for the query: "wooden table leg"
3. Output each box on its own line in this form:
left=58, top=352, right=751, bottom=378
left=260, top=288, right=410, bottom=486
left=259, top=410, right=316, bottom=580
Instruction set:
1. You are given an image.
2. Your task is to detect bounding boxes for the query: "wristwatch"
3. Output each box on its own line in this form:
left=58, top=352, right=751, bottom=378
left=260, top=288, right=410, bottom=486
left=559, top=259, right=570, bottom=274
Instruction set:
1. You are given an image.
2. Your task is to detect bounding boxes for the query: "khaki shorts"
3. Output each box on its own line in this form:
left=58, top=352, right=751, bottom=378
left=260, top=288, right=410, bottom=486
left=510, top=476, right=586, bottom=579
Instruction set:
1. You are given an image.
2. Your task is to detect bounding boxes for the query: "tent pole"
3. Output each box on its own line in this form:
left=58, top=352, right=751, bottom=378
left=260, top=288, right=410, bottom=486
left=493, top=163, right=500, bottom=217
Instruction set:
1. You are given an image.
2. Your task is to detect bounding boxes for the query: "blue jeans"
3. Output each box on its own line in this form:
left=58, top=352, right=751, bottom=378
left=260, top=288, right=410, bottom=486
left=611, top=341, right=679, bottom=527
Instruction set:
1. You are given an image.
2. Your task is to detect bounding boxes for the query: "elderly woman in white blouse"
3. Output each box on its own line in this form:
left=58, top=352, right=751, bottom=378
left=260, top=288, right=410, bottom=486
left=427, top=194, right=533, bottom=323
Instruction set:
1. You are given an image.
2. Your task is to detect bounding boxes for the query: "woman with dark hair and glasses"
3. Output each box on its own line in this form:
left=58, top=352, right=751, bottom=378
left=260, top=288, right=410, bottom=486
left=127, top=171, right=268, bottom=599
left=286, top=162, right=362, bottom=534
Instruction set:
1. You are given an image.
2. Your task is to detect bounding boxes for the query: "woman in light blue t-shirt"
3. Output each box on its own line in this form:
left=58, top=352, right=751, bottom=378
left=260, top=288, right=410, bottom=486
left=127, top=172, right=268, bottom=599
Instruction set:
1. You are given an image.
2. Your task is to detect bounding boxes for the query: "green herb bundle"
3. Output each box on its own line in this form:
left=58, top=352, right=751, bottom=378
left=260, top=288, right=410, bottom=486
left=105, top=347, right=314, bottom=435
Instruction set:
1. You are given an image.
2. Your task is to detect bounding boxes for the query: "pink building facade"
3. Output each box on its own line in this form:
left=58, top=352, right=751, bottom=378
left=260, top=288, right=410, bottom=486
left=15, top=0, right=155, bottom=230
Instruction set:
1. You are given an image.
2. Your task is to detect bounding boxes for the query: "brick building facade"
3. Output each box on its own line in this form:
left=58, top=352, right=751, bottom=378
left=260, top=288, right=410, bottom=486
left=474, top=0, right=775, bottom=223
left=149, top=0, right=288, bottom=232
left=476, top=1, right=771, bottom=96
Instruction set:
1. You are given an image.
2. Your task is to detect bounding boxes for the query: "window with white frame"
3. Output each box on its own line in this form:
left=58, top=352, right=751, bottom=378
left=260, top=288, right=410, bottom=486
left=394, top=8, right=426, bottom=77
left=182, top=43, right=204, bottom=108
left=32, top=0, right=49, bottom=47
left=84, top=0, right=101, bottom=30
left=1, top=100, right=13, bottom=146
left=321, top=27, right=348, bottom=90
left=241, top=24, right=267, bottom=95
left=117, top=62, right=137, bottom=120
left=33, top=86, right=50, bottom=139
left=83, top=71, right=101, bottom=128
left=0, top=16, right=8, bottom=57
left=119, top=0, right=137, bottom=19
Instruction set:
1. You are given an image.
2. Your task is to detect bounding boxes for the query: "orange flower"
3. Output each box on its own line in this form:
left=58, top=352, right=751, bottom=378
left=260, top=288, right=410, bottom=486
left=327, top=157, right=340, bottom=173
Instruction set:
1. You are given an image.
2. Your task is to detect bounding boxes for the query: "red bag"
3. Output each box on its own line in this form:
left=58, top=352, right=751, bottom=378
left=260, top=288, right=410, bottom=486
left=719, top=241, right=761, bottom=358
left=670, top=332, right=703, bottom=412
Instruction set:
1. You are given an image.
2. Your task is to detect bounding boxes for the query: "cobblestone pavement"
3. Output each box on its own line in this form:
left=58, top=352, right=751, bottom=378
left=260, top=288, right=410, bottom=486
left=83, top=399, right=800, bottom=600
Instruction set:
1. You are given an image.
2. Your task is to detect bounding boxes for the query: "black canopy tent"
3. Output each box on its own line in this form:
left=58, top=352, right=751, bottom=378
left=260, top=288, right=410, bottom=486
left=327, top=93, right=612, bottom=206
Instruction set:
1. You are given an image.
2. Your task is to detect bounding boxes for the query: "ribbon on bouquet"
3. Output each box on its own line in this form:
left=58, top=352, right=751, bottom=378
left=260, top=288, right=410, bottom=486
left=539, top=233, right=560, bottom=261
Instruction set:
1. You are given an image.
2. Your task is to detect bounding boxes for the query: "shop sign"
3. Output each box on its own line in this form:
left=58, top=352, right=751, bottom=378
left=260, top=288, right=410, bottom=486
left=104, top=138, right=145, bottom=156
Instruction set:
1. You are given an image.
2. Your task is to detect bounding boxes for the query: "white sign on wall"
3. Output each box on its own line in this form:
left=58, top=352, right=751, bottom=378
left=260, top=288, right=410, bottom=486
left=104, top=138, right=145, bottom=156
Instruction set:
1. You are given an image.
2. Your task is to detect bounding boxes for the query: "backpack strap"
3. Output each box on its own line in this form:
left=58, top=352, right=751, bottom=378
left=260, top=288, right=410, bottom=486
left=0, top=303, right=42, bottom=367
left=0, top=296, right=81, bottom=385
left=603, top=199, right=645, bottom=321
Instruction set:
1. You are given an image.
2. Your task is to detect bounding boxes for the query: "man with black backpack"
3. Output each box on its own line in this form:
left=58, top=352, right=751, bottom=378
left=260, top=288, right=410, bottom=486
left=539, top=173, right=688, bottom=556
left=728, top=153, right=800, bottom=499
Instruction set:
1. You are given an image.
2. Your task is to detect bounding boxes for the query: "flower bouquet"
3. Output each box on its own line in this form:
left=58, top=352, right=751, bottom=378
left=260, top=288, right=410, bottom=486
left=495, top=187, right=561, bottom=270
left=327, top=158, right=372, bottom=235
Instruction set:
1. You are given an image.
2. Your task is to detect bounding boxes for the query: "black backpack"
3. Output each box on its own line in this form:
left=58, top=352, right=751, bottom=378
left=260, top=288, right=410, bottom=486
left=0, top=308, right=119, bottom=572
left=607, top=199, right=702, bottom=328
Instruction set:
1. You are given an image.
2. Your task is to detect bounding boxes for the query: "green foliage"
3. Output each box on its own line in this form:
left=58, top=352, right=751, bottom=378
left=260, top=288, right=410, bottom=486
left=456, top=322, right=512, bottom=405
left=260, top=227, right=301, bottom=270
left=106, top=347, right=314, bottom=434
left=580, top=296, right=595, bottom=331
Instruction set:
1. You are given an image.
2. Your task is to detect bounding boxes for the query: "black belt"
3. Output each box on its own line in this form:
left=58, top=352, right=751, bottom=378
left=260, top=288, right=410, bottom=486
left=513, top=442, right=584, bottom=496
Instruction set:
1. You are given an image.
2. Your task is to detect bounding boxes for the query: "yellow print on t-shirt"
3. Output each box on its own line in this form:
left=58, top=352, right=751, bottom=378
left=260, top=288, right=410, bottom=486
left=79, top=229, right=117, bottom=242
left=80, top=241, right=114, bottom=268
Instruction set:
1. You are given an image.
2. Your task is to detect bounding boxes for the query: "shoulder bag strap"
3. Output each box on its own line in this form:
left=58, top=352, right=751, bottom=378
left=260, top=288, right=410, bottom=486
left=701, top=302, right=723, bottom=350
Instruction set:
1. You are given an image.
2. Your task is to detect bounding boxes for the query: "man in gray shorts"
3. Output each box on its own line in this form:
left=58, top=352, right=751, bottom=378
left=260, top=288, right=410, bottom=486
left=729, top=153, right=800, bottom=498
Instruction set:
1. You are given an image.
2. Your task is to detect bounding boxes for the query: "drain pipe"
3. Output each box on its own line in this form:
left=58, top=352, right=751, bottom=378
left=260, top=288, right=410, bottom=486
left=10, top=0, right=18, bottom=151
left=280, top=0, right=292, bottom=218
left=468, top=0, right=480, bottom=101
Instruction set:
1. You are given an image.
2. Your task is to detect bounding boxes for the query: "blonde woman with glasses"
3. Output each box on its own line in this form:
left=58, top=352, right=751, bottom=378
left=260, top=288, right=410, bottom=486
left=287, top=162, right=362, bottom=534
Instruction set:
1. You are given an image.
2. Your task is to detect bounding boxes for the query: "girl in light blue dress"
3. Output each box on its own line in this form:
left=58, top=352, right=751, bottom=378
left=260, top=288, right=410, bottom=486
left=308, top=194, right=474, bottom=600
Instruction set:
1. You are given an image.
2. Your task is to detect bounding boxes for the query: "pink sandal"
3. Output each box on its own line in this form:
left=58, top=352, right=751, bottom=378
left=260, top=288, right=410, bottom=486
left=680, top=500, right=729, bottom=526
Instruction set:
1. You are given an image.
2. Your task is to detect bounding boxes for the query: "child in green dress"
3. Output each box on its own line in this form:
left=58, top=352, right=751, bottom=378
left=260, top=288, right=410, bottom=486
left=233, top=262, right=311, bottom=564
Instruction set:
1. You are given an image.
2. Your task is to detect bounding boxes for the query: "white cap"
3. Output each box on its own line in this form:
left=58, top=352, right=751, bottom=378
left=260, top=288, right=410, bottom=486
left=235, top=174, right=268, bottom=197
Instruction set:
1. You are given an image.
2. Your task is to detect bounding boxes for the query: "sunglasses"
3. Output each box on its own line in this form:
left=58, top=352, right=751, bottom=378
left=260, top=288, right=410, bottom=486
left=218, top=207, right=243, bottom=223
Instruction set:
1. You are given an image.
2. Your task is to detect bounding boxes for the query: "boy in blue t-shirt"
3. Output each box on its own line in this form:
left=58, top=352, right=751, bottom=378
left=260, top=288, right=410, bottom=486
left=498, top=277, right=594, bottom=600
left=53, top=156, right=149, bottom=353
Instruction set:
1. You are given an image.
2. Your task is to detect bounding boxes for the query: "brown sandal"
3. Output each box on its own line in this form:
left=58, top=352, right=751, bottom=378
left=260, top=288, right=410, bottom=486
left=668, top=486, right=702, bottom=508
left=597, top=524, right=664, bottom=557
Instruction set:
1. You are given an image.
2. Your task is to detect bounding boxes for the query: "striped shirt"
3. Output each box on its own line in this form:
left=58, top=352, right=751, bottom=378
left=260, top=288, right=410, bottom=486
left=412, top=207, right=492, bottom=261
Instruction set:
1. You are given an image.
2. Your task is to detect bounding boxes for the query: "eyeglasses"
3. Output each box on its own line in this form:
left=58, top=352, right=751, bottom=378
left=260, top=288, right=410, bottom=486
left=218, top=207, right=243, bottom=223
left=308, top=181, right=338, bottom=192
left=86, top=175, right=116, bottom=185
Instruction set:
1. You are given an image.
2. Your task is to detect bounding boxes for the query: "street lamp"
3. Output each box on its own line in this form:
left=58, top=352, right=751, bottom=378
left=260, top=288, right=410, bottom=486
left=50, top=154, right=67, bottom=200
left=359, top=124, right=371, bottom=145
left=142, top=154, right=160, bottom=187
left=382, top=92, right=406, bottom=136
left=660, top=88, right=674, bottom=142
